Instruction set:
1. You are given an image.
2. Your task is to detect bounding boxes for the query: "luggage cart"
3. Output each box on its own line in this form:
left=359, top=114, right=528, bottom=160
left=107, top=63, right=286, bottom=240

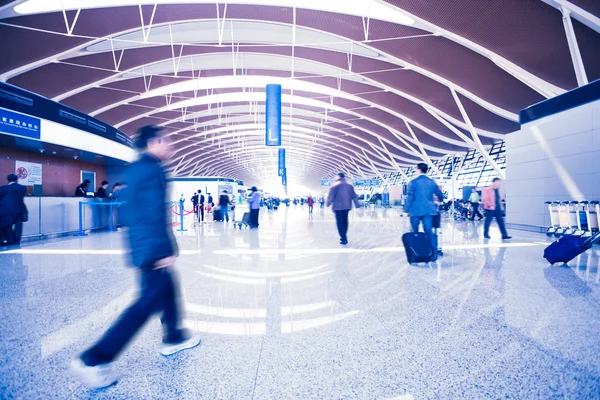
left=587, top=201, right=600, bottom=235
left=575, top=201, right=590, bottom=237
left=555, top=201, right=571, bottom=237
left=545, top=201, right=561, bottom=237
left=563, top=201, right=580, bottom=236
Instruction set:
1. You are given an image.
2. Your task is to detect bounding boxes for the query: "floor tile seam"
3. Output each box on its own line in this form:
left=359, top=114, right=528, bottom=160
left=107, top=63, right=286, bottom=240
left=251, top=335, right=265, bottom=400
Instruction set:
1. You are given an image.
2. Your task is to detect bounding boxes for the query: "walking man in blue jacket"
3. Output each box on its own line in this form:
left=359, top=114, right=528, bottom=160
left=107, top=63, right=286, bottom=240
left=70, top=125, right=200, bottom=389
left=404, top=163, right=444, bottom=261
left=326, top=173, right=360, bottom=245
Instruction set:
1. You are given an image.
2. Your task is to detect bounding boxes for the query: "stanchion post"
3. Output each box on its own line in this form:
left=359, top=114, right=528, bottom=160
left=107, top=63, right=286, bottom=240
left=178, top=199, right=187, bottom=232
left=109, top=203, right=116, bottom=232
left=74, top=201, right=88, bottom=237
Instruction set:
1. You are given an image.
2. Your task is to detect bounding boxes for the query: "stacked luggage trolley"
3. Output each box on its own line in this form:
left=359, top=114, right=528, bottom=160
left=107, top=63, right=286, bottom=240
left=545, top=201, right=599, bottom=238
left=543, top=200, right=600, bottom=266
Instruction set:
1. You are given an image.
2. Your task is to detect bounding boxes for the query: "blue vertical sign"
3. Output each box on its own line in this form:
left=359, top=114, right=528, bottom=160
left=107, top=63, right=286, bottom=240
left=265, top=84, right=282, bottom=146
left=278, top=148, right=286, bottom=176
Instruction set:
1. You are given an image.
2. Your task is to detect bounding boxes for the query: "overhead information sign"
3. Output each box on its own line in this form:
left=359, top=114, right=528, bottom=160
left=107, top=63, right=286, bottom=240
left=354, top=179, right=382, bottom=187
left=0, top=108, right=41, bottom=140
left=265, top=84, right=282, bottom=146
left=278, top=148, right=286, bottom=176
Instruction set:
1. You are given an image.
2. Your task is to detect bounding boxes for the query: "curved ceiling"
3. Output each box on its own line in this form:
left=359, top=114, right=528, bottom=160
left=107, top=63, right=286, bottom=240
left=0, top=0, right=599, bottom=188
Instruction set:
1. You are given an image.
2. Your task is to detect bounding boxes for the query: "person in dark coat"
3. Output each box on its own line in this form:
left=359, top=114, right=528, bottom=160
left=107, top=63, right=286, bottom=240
left=75, top=179, right=90, bottom=197
left=70, top=125, right=201, bottom=389
left=96, top=181, right=109, bottom=198
left=404, top=163, right=444, bottom=261
left=0, top=174, right=28, bottom=246
left=198, top=190, right=205, bottom=222
left=219, top=190, right=230, bottom=222
left=326, top=173, right=360, bottom=245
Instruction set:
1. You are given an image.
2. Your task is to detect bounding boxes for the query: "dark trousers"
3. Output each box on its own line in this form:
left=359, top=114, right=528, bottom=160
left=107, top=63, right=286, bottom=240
left=81, top=268, right=184, bottom=366
left=410, top=215, right=437, bottom=261
left=250, top=208, right=260, bottom=228
left=334, top=210, right=350, bottom=242
left=308, top=205, right=313, bottom=214
left=484, top=209, right=509, bottom=237
left=200, top=205, right=205, bottom=222
left=1, top=214, right=23, bottom=245
left=471, top=203, right=483, bottom=220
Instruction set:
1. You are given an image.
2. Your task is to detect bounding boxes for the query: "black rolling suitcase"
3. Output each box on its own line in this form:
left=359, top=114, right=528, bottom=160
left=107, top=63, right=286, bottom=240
left=213, top=209, right=223, bottom=222
left=402, top=232, right=434, bottom=264
left=543, top=231, right=600, bottom=265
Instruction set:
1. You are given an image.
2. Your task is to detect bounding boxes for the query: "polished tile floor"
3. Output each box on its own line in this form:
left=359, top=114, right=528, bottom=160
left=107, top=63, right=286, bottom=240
left=1, top=205, right=600, bottom=399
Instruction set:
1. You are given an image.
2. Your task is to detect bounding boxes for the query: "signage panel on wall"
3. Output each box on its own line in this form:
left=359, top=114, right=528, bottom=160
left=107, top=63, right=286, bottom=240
left=15, top=160, right=42, bottom=185
left=321, top=179, right=336, bottom=187
left=0, top=108, right=41, bottom=140
left=265, top=84, right=282, bottom=146
left=218, top=184, right=234, bottom=194
left=354, top=179, right=382, bottom=187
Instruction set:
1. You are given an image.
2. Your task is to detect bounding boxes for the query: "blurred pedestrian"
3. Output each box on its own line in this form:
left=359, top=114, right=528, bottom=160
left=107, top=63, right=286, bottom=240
left=482, top=178, right=511, bottom=240
left=248, top=187, right=261, bottom=228
left=404, top=163, right=444, bottom=261
left=70, top=125, right=200, bottom=389
left=326, top=173, right=360, bottom=245
left=0, top=174, right=28, bottom=246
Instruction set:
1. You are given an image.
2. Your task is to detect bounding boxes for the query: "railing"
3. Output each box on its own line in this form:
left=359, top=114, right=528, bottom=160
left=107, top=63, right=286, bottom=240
left=74, top=201, right=124, bottom=236
left=21, top=197, right=118, bottom=240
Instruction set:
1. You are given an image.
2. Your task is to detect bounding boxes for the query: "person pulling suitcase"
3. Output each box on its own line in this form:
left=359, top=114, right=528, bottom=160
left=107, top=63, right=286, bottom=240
left=403, top=163, right=444, bottom=263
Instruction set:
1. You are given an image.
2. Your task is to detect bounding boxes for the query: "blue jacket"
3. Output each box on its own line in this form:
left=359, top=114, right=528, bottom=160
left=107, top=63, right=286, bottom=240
left=404, top=175, right=444, bottom=217
left=121, top=154, right=178, bottom=269
left=248, top=192, right=261, bottom=210
left=326, top=179, right=360, bottom=211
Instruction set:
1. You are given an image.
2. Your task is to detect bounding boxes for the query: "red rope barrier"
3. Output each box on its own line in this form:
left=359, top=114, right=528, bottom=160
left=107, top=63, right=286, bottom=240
left=171, top=205, right=195, bottom=216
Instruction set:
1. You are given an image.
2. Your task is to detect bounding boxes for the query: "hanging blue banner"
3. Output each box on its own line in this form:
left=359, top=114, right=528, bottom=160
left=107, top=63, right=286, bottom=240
left=278, top=148, right=286, bottom=176
left=265, top=84, right=282, bottom=146
left=282, top=173, right=287, bottom=187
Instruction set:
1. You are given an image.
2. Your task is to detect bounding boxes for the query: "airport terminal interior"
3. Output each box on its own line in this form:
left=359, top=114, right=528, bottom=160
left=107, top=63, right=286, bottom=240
left=1, top=0, right=600, bottom=398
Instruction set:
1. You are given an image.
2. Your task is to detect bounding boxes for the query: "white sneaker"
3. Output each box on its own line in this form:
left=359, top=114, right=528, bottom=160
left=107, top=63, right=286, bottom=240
left=160, top=334, right=201, bottom=356
left=69, top=358, right=118, bottom=389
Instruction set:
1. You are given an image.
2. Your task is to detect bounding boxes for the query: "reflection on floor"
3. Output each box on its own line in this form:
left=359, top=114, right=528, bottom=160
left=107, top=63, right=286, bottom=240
left=1, top=206, right=600, bottom=399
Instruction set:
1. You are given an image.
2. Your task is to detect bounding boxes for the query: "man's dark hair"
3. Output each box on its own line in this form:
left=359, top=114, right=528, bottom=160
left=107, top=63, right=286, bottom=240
left=251, top=186, right=258, bottom=192
left=417, top=163, right=428, bottom=174
left=338, top=172, right=345, bottom=179
left=223, top=190, right=227, bottom=194
left=198, top=189, right=202, bottom=193
left=135, top=125, right=162, bottom=149
left=101, top=181, right=108, bottom=186
left=7, top=174, right=18, bottom=183
left=492, top=177, right=502, bottom=182
left=83, top=179, right=91, bottom=184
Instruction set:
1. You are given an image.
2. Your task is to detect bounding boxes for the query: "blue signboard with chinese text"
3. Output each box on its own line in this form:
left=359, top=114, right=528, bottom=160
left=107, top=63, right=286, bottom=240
left=0, top=108, right=40, bottom=140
